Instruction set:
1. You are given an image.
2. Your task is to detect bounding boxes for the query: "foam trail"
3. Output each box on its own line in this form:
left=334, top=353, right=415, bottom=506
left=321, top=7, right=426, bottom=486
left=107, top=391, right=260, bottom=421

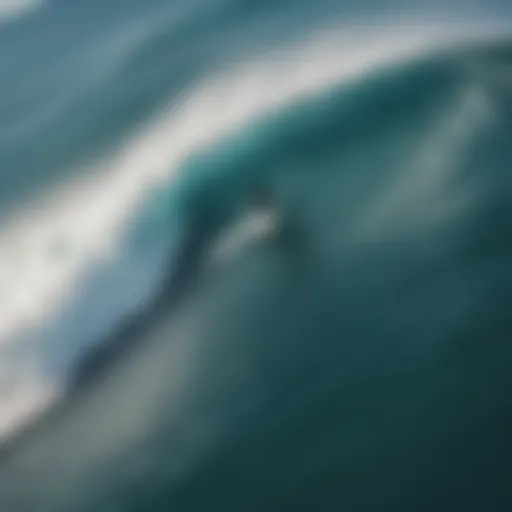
left=0, top=20, right=508, bottom=439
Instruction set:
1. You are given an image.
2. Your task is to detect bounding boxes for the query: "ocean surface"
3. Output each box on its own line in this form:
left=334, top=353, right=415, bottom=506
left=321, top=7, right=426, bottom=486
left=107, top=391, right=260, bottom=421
left=0, top=0, right=511, bottom=510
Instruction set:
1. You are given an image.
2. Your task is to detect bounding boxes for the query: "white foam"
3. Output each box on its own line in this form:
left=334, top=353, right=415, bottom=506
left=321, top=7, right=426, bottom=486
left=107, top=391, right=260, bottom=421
left=0, top=18, right=507, bottom=439
left=0, top=0, right=43, bottom=22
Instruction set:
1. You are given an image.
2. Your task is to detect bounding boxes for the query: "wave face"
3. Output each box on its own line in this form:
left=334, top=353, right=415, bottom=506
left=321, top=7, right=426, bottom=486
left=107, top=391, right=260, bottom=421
left=0, top=1, right=511, bottom=510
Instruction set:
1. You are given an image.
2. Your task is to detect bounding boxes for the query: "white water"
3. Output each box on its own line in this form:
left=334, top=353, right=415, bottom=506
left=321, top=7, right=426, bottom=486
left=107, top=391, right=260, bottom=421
left=0, top=0, right=43, bottom=22
left=0, top=18, right=508, bottom=440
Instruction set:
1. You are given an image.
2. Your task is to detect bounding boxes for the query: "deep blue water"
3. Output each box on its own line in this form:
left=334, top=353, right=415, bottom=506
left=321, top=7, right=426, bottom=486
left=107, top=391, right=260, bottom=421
left=0, top=1, right=511, bottom=511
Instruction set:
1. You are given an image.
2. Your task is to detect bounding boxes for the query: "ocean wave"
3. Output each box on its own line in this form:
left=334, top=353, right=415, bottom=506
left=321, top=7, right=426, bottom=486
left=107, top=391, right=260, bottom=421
left=0, top=13, right=510, bottom=509
left=0, top=16, right=510, bottom=439
left=2, top=20, right=505, bottom=439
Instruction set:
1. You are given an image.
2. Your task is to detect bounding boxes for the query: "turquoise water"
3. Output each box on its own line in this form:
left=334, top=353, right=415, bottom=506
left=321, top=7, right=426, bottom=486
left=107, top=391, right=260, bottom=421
left=0, top=1, right=511, bottom=511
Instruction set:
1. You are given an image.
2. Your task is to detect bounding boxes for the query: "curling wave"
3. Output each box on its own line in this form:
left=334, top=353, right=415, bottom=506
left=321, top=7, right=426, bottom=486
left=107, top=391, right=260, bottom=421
left=0, top=16, right=511, bottom=510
